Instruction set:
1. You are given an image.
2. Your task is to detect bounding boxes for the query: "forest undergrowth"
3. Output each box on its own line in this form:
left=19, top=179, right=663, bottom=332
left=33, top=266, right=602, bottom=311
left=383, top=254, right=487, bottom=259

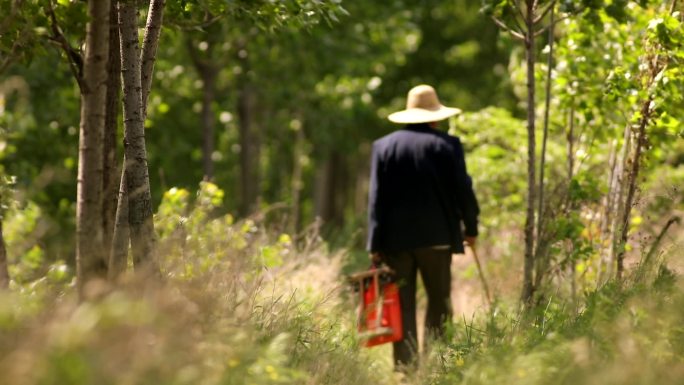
left=0, top=183, right=682, bottom=385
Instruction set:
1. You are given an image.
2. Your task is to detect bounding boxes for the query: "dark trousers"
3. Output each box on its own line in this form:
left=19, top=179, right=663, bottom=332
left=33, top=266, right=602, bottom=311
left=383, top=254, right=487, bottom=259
left=383, top=247, right=453, bottom=367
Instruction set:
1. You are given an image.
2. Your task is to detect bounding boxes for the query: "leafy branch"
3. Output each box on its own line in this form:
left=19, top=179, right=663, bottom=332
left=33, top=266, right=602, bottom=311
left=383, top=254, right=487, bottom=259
left=45, top=0, right=84, bottom=91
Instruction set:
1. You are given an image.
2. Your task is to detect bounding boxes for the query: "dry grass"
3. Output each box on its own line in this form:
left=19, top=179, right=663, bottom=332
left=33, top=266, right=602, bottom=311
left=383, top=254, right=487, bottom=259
left=0, top=183, right=682, bottom=385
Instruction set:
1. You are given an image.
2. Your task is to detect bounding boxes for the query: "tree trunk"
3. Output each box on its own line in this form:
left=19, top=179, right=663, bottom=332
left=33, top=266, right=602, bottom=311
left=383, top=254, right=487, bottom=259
left=532, top=7, right=555, bottom=293
left=314, top=152, right=346, bottom=227
left=290, top=123, right=305, bottom=234
left=600, top=138, right=619, bottom=281
left=186, top=36, right=219, bottom=181
left=184, top=15, right=222, bottom=181
left=567, top=106, right=577, bottom=306
left=0, top=220, right=9, bottom=288
left=140, top=0, right=165, bottom=117
left=613, top=0, right=676, bottom=279
left=521, top=0, right=537, bottom=305
left=237, top=80, right=260, bottom=216
left=566, top=106, right=575, bottom=180
left=76, top=0, right=110, bottom=292
left=118, top=0, right=157, bottom=272
left=611, top=0, right=676, bottom=281
left=314, top=156, right=332, bottom=223
left=616, top=99, right=652, bottom=279
left=332, top=152, right=349, bottom=227
left=109, top=0, right=164, bottom=278
left=609, top=122, right=632, bottom=276
left=109, top=166, right=130, bottom=279
left=200, top=68, right=217, bottom=180
left=102, top=0, right=120, bottom=267
left=354, top=147, right=371, bottom=215
left=355, top=149, right=371, bottom=216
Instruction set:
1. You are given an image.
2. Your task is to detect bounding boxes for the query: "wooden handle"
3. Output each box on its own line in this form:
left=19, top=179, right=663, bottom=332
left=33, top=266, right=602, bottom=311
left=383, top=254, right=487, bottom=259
left=347, top=265, right=394, bottom=282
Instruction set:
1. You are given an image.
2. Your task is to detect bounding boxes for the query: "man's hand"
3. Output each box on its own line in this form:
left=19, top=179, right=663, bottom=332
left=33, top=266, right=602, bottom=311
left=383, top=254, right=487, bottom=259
left=369, top=252, right=384, bottom=265
left=464, top=236, right=477, bottom=249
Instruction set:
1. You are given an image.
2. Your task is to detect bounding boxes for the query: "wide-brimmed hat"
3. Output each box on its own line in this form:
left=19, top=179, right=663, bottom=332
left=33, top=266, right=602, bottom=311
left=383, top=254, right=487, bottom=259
left=388, top=84, right=461, bottom=124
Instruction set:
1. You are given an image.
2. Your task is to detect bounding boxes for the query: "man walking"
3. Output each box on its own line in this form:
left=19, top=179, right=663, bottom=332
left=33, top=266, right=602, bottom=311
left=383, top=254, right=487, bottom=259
left=367, top=84, right=479, bottom=367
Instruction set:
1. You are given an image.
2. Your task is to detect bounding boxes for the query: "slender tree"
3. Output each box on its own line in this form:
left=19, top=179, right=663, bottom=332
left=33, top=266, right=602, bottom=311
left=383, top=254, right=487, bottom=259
left=45, top=0, right=117, bottom=287
left=76, top=0, right=110, bottom=291
left=140, top=0, right=164, bottom=114
left=608, top=122, right=632, bottom=275
left=103, top=0, right=121, bottom=267
left=0, top=143, right=12, bottom=288
left=616, top=99, right=654, bottom=279
left=109, top=168, right=129, bottom=278
left=533, top=7, right=562, bottom=297
left=113, top=0, right=163, bottom=274
left=485, top=0, right=568, bottom=304
left=0, top=220, right=8, bottom=288
left=314, top=152, right=347, bottom=226
left=290, top=117, right=306, bottom=234
left=236, top=39, right=261, bottom=216
left=614, top=0, right=680, bottom=279
left=186, top=27, right=220, bottom=180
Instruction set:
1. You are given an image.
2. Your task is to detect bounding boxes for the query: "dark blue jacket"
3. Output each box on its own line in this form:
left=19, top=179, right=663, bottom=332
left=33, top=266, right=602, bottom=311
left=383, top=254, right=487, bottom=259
left=367, top=123, right=479, bottom=254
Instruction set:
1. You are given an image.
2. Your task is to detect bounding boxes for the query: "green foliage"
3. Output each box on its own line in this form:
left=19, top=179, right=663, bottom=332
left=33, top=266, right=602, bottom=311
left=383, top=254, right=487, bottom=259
left=568, top=172, right=602, bottom=204
left=450, top=107, right=527, bottom=228
left=643, top=162, right=684, bottom=215
left=166, top=0, right=348, bottom=31
left=4, top=201, right=49, bottom=283
left=0, top=189, right=385, bottom=385
left=0, top=174, right=14, bottom=218
left=2, top=0, right=522, bottom=261
left=416, top=258, right=684, bottom=385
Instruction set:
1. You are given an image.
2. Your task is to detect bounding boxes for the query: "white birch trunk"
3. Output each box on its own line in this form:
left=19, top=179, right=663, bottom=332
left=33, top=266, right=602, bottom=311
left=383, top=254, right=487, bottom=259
left=76, top=0, right=110, bottom=291
left=109, top=0, right=165, bottom=279
left=118, top=0, right=157, bottom=272
left=109, top=166, right=130, bottom=278
left=103, top=0, right=121, bottom=267
left=140, top=0, right=165, bottom=116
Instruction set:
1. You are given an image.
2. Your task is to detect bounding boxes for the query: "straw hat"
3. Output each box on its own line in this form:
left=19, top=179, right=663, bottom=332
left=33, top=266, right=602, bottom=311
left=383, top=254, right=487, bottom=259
left=388, top=84, right=461, bottom=124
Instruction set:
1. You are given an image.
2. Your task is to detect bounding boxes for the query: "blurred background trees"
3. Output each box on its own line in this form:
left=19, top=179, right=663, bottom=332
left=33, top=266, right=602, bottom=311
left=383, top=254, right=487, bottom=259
left=0, top=0, right=682, bottom=302
left=1, top=2, right=683, bottom=384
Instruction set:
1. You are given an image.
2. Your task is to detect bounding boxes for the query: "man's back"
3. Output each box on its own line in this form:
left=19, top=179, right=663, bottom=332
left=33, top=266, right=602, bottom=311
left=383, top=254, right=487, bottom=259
left=367, top=123, right=478, bottom=254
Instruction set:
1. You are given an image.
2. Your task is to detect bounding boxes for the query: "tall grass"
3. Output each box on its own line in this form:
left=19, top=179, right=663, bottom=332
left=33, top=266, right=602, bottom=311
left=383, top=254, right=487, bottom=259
left=0, top=183, right=681, bottom=385
left=0, top=183, right=392, bottom=385
left=407, top=246, right=684, bottom=385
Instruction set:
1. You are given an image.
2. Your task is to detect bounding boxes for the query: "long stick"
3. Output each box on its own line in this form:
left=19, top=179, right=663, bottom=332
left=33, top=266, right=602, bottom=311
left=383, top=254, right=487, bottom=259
left=467, top=244, right=492, bottom=306
left=537, top=5, right=555, bottom=247
left=521, top=0, right=537, bottom=305
left=643, top=216, right=681, bottom=268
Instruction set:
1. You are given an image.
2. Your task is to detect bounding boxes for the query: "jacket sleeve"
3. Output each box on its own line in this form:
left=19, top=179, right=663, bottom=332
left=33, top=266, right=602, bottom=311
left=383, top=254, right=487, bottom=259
left=450, top=137, right=480, bottom=237
left=366, top=142, right=383, bottom=252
